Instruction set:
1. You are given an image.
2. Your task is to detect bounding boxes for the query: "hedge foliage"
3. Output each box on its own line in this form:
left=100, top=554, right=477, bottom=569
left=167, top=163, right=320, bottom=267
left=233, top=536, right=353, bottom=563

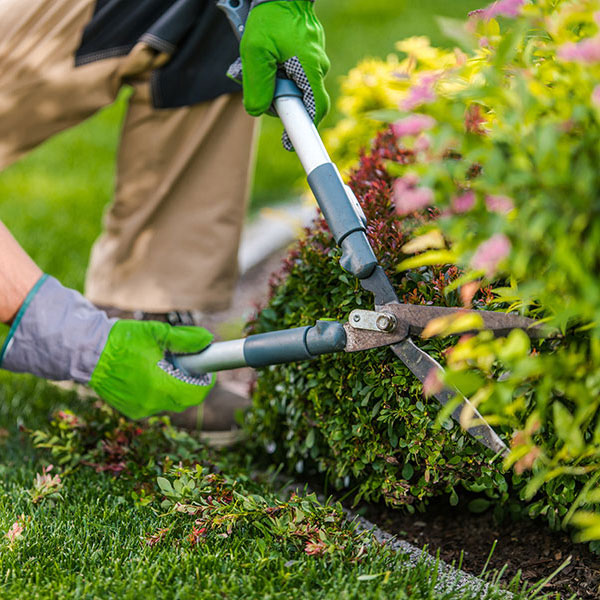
left=247, top=0, right=600, bottom=546
left=247, top=131, right=522, bottom=515
left=379, top=0, right=600, bottom=544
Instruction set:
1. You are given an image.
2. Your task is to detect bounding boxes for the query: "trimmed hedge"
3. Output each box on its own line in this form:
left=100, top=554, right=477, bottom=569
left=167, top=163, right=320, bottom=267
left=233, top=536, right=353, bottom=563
left=245, top=131, right=515, bottom=512
left=247, top=1, right=600, bottom=547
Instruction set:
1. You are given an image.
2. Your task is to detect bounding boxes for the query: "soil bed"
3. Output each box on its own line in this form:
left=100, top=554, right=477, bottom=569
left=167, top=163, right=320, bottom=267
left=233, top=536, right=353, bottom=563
left=360, top=498, right=600, bottom=599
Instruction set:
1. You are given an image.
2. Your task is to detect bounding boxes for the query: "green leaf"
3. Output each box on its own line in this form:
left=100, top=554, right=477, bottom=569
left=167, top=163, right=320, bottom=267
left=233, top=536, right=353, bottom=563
left=305, top=429, right=315, bottom=449
left=498, top=329, right=530, bottom=362
left=449, top=488, right=459, bottom=506
left=157, top=477, right=173, bottom=495
left=468, top=498, right=491, bottom=514
left=402, top=463, right=414, bottom=480
left=397, top=250, right=457, bottom=272
left=357, top=574, right=382, bottom=582
left=366, top=109, right=403, bottom=123
left=436, top=16, right=477, bottom=51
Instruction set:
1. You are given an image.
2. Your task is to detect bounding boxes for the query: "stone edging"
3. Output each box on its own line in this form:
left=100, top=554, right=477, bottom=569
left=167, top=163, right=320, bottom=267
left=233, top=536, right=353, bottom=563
left=350, top=512, right=512, bottom=599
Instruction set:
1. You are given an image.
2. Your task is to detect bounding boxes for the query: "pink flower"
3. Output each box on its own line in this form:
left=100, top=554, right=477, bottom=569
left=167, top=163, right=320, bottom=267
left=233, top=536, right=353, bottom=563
left=396, top=172, right=419, bottom=188
left=592, top=85, right=600, bottom=107
left=465, top=104, right=487, bottom=135
left=485, top=194, right=514, bottom=214
left=558, top=36, right=600, bottom=63
left=452, top=191, right=475, bottom=213
left=460, top=281, right=481, bottom=307
left=144, top=527, right=170, bottom=547
left=423, top=368, right=443, bottom=397
left=414, top=133, right=431, bottom=153
left=31, top=465, right=63, bottom=504
left=55, top=410, right=83, bottom=429
left=401, top=73, right=439, bottom=111
left=393, top=176, right=434, bottom=215
left=470, top=233, right=511, bottom=277
left=5, top=515, right=29, bottom=546
left=188, top=526, right=207, bottom=546
left=391, top=114, right=436, bottom=138
left=469, top=0, right=523, bottom=20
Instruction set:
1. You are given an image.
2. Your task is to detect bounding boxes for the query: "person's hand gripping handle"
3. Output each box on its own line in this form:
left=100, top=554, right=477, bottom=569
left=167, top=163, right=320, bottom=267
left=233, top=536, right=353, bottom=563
left=219, top=0, right=330, bottom=150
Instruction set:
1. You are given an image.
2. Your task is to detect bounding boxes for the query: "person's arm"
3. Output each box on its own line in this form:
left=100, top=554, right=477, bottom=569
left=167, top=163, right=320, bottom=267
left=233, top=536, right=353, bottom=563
left=0, top=221, right=42, bottom=323
left=0, top=220, right=215, bottom=419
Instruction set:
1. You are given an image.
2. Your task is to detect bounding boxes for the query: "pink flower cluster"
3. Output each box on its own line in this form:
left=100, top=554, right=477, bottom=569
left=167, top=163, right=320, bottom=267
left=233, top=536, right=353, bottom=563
left=305, top=540, right=328, bottom=556
left=465, top=104, right=487, bottom=135
left=452, top=190, right=476, bottom=213
left=391, top=114, right=436, bottom=138
left=393, top=174, right=434, bottom=215
left=485, top=194, right=514, bottom=214
left=423, top=368, right=443, bottom=397
left=5, top=514, right=29, bottom=546
left=55, top=410, right=83, bottom=429
left=401, top=72, right=439, bottom=111
left=451, top=192, right=514, bottom=214
left=469, top=0, right=524, bottom=21
left=31, top=464, right=63, bottom=504
left=470, top=233, right=511, bottom=277
left=5, top=521, right=24, bottom=544
left=558, top=36, right=600, bottom=63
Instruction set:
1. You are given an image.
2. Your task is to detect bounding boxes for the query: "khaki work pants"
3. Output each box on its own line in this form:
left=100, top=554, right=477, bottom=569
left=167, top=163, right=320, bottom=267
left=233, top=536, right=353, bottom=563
left=0, top=0, right=257, bottom=313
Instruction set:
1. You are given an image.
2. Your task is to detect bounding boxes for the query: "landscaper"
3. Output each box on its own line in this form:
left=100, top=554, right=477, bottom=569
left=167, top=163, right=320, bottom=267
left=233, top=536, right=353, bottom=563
left=0, top=0, right=329, bottom=421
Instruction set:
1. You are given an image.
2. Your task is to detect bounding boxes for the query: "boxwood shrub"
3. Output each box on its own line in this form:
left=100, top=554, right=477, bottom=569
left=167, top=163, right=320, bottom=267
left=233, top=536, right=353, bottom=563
left=245, top=130, right=515, bottom=512
left=247, top=1, right=600, bottom=546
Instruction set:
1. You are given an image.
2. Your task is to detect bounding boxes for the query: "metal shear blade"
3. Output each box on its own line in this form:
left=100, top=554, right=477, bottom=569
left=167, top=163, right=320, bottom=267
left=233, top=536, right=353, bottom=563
left=344, top=298, right=548, bottom=458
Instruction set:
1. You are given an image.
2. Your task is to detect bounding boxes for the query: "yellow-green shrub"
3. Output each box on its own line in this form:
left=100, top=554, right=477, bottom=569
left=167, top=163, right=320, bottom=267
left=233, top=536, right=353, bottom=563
left=374, top=0, right=600, bottom=544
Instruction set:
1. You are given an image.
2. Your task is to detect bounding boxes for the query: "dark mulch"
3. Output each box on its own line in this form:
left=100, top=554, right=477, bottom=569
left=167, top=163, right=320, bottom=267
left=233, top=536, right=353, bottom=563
left=361, top=499, right=600, bottom=599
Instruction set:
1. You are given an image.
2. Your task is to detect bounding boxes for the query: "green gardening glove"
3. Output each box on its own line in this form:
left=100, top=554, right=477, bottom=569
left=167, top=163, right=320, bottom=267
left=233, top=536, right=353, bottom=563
left=0, top=275, right=215, bottom=420
left=236, top=0, right=330, bottom=149
left=90, top=320, right=215, bottom=419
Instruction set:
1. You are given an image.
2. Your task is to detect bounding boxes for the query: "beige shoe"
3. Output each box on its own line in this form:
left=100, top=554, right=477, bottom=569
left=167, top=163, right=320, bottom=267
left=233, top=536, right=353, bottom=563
left=169, top=379, right=251, bottom=447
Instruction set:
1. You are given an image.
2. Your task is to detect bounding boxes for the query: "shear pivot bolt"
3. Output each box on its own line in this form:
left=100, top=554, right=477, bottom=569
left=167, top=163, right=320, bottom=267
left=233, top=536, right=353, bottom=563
left=376, top=313, right=396, bottom=332
left=352, top=313, right=361, bottom=323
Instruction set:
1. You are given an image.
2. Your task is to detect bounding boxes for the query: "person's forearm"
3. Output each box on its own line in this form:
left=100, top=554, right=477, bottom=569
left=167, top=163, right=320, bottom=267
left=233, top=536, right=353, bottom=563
left=0, top=221, right=43, bottom=324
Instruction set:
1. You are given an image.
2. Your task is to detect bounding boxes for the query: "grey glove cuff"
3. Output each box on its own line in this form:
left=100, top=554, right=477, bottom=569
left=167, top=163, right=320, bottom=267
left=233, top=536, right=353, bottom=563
left=0, top=275, right=116, bottom=384
left=250, top=0, right=314, bottom=7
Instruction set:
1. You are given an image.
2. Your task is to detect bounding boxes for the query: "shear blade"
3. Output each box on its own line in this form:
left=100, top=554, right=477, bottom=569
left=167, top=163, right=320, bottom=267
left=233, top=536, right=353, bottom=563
left=390, top=338, right=509, bottom=458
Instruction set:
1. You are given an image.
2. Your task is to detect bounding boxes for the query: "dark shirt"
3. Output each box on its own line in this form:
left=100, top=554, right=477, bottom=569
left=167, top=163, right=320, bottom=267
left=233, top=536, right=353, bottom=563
left=76, top=0, right=241, bottom=108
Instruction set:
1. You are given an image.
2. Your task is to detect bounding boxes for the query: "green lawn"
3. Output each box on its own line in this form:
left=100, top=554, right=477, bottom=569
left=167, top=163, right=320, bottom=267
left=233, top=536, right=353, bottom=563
left=0, top=2, right=548, bottom=598
left=0, top=375, right=541, bottom=600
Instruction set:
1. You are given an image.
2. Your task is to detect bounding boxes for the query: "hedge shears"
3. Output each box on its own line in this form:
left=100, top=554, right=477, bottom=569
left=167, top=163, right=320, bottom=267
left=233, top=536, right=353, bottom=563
left=174, top=0, right=547, bottom=459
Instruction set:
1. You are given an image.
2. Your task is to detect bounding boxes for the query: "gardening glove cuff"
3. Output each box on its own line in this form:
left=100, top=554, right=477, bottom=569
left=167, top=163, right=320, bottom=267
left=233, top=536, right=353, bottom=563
left=0, top=275, right=114, bottom=383
left=230, top=0, right=330, bottom=151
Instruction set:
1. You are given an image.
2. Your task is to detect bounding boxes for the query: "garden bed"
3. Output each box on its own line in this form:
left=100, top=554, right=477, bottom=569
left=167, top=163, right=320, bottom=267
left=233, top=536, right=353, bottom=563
left=361, top=498, right=600, bottom=599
